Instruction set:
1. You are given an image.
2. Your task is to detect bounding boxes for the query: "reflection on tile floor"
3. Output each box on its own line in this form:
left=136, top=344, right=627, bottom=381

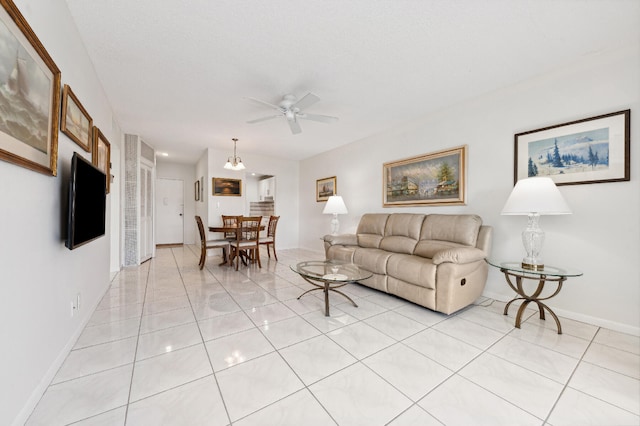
left=27, top=246, right=640, bottom=425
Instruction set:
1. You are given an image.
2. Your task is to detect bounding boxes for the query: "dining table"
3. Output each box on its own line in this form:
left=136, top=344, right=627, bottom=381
left=208, top=223, right=266, bottom=266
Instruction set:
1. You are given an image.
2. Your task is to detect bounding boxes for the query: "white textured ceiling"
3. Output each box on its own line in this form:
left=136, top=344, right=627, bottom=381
left=64, top=0, right=639, bottom=164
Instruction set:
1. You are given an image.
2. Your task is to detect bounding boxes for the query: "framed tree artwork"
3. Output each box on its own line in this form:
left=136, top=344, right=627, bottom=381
left=383, top=146, right=466, bottom=207
left=514, top=110, right=630, bottom=186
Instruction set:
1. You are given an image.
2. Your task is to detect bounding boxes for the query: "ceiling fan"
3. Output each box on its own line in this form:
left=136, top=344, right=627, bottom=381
left=246, top=92, right=338, bottom=135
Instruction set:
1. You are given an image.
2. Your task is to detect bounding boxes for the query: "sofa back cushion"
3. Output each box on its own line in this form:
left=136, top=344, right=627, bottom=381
left=356, top=214, right=389, bottom=248
left=414, top=214, right=482, bottom=258
left=379, top=213, right=425, bottom=254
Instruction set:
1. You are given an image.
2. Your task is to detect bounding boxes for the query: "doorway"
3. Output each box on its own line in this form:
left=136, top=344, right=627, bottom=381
left=156, top=178, right=184, bottom=245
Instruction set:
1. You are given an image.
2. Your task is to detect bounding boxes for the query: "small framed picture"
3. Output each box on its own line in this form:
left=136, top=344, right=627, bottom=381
left=61, top=84, right=93, bottom=152
left=92, top=127, right=111, bottom=194
left=316, top=176, right=336, bottom=202
left=195, top=180, right=200, bottom=201
left=212, top=177, right=241, bottom=196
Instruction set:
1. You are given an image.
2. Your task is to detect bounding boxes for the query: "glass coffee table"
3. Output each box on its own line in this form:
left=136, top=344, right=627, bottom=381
left=291, top=260, right=373, bottom=316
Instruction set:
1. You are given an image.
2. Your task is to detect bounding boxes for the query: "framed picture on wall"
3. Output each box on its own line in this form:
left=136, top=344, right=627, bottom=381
left=316, top=176, right=336, bottom=202
left=514, top=110, right=630, bottom=186
left=194, top=180, right=200, bottom=201
left=0, top=0, right=61, bottom=175
left=92, top=127, right=111, bottom=194
left=213, top=177, right=241, bottom=196
left=199, top=176, right=204, bottom=201
left=383, top=145, right=466, bottom=207
left=61, top=84, right=93, bottom=152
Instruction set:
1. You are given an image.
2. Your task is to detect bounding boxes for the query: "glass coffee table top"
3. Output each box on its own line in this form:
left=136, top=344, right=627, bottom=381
left=291, top=260, right=373, bottom=282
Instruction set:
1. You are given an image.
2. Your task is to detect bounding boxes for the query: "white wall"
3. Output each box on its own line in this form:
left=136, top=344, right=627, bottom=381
left=1, top=1, right=121, bottom=424
left=207, top=147, right=299, bottom=249
left=156, top=161, right=197, bottom=245
left=300, top=44, right=640, bottom=334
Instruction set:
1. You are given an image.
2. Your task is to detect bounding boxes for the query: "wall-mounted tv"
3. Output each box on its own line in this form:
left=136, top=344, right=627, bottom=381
left=66, top=152, right=106, bottom=250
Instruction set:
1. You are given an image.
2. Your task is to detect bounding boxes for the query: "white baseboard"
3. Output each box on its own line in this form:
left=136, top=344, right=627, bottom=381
left=482, top=290, right=640, bottom=337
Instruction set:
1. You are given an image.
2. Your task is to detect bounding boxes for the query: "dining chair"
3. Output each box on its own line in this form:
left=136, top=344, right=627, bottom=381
left=259, top=215, right=280, bottom=260
left=195, top=216, right=230, bottom=270
left=229, top=216, right=262, bottom=270
left=221, top=215, right=241, bottom=240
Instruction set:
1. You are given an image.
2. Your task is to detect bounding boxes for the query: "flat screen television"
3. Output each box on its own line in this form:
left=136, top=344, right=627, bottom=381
left=66, top=152, right=106, bottom=250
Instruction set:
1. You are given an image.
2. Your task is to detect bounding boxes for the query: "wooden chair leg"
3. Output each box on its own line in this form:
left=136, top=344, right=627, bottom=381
left=272, top=243, right=278, bottom=261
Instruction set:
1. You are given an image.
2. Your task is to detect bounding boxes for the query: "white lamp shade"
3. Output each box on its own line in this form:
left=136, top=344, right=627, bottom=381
left=323, top=195, right=348, bottom=214
left=501, top=177, right=571, bottom=215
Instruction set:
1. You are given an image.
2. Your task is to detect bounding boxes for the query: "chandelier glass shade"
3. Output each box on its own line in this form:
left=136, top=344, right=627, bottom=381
left=224, top=138, right=245, bottom=170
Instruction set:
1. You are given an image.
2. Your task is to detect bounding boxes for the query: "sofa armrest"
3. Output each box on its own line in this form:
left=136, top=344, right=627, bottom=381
left=432, top=247, right=487, bottom=265
left=323, top=234, right=358, bottom=246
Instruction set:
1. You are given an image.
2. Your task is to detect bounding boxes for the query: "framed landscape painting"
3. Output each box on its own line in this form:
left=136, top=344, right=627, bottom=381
left=383, top=146, right=466, bottom=207
left=92, top=127, right=111, bottom=193
left=514, top=110, right=630, bottom=186
left=213, top=177, right=241, bottom=196
left=0, top=0, right=61, bottom=175
left=61, top=84, right=93, bottom=152
left=316, top=176, right=336, bottom=202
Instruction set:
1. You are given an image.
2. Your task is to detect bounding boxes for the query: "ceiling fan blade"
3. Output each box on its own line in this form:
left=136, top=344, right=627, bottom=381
left=288, top=119, right=302, bottom=135
left=246, top=115, right=281, bottom=124
left=245, top=97, right=282, bottom=111
left=292, top=92, right=320, bottom=111
left=298, top=113, right=339, bottom=123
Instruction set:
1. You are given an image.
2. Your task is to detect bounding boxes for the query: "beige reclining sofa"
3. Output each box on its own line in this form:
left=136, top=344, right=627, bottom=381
left=323, top=213, right=492, bottom=314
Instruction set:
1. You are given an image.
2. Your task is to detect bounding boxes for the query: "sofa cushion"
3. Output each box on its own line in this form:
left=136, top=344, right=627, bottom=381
left=379, top=213, right=425, bottom=255
left=420, top=214, right=482, bottom=247
left=386, top=253, right=437, bottom=289
left=353, top=247, right=393, bottom=275
left=356, top=214, right=389, bottom=248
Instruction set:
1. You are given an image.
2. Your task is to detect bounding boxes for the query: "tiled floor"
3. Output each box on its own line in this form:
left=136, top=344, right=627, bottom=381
left=27, top=246, right=640, bottom=425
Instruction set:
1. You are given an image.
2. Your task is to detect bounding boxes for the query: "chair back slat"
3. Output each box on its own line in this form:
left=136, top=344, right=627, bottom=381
left=267, top=215, right=280, bottom=237
left=222, top=215, right=241, bottom=239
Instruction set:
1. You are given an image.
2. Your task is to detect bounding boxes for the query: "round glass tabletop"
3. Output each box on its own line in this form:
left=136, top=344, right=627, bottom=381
left=486, top=259, right=582, bottom=278
left=291, top=260, right=373, bottom=282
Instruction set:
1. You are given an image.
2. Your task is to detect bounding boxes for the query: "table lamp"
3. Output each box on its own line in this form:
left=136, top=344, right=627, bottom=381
left=323, top=195, right=348, bottom=235
left=501, top=177, right=571, bottom=271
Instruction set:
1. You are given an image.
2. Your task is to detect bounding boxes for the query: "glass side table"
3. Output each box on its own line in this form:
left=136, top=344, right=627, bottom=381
left=486, top=260, right=583, bottom=334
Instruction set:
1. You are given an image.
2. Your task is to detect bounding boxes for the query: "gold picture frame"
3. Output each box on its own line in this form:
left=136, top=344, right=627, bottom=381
left=212, top=177, right=241, bottom=196
left=61, top=84, right=93, bottom=152
left=0, top=0, right=61, bottom=175
left=316, top=176, right=336, bottom=202
left=383, top=146, right=466, bottom=207
left=92, top=127, right=111, bottom=194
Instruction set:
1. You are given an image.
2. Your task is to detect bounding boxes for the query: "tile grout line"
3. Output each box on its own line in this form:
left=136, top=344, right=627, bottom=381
left=172, top=246, right=234, bottom=426
left=122, top=260, right=152, bottom=425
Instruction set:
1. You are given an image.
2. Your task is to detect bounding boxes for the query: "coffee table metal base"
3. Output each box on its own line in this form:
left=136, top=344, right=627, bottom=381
left=297, top=276, right=358, bottom=317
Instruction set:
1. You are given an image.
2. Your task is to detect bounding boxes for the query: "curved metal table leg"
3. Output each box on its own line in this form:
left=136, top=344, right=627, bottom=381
left=297, top=275, right=358, bottom=316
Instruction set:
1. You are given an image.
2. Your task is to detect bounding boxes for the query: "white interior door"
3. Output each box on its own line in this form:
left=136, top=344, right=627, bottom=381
left=155, top=178, right=184, bottom=245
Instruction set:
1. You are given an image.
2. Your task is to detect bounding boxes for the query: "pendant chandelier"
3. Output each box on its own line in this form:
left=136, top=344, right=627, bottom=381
left=224, top=138, right=245, bottom=170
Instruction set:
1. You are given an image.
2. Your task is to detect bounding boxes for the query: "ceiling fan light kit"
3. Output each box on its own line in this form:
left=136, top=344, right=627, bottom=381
left=246, top=92, right=339, bottom=135
left=224, top=138, right=245, bottom=170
